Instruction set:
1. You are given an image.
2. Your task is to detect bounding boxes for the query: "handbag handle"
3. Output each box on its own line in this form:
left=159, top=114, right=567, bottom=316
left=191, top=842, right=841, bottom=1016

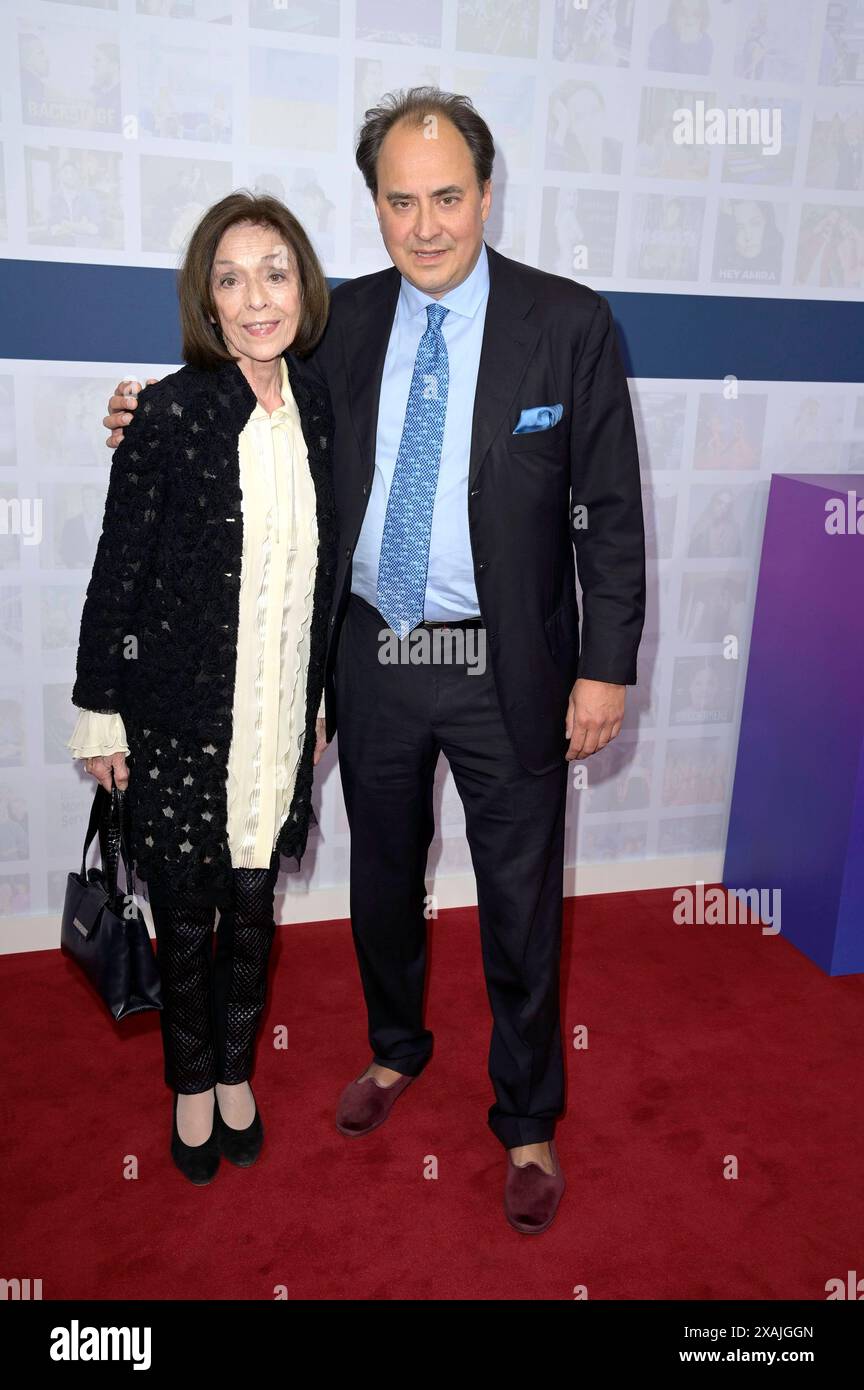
left=109, top=780, right=136, bottom=899
left=81, top=771, right=133, bottom=901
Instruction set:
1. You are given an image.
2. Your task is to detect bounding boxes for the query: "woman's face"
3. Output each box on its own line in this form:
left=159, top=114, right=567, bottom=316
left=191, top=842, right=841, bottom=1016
left=210, top=220, right=301, bottom=366
left=674, top=0, right=704, bottom=41
left=689, top=667, right=716, bottom=708
left=733, top=201, right=767, bottom=258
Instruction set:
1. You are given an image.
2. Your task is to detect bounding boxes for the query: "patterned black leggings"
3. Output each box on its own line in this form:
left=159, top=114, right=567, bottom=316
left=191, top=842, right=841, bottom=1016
left=147, top=853, right=280, bottom=1094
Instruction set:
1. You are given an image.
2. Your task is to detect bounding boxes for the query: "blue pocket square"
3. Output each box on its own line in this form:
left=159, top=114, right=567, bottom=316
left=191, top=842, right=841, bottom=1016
left=513, top=404, right=564, bottom=434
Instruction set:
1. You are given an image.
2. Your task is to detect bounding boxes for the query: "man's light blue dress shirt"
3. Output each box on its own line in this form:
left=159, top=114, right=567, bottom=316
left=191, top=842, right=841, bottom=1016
left=350, top=241, right=490, bottom=621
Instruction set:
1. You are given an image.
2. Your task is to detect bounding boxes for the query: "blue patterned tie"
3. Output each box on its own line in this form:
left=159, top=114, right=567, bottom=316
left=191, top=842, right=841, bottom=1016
left=376, top=302, right=449, bottom=636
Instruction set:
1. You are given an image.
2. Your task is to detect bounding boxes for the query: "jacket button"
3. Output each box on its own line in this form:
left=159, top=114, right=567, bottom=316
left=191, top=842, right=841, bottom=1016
left=470, top=487, right=479, bottom=497
left=362, top=483, right=368, bottom=495
left=477, top=561, right=486, bottom=571
left=345, top=546, right=351, bottom=558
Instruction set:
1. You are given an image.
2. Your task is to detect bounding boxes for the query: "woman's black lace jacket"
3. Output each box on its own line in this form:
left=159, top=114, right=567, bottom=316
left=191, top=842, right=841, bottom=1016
left=71, top=352, right=337, bottom=897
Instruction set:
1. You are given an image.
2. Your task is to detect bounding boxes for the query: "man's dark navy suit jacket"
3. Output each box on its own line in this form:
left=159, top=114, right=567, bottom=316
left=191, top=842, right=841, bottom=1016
left=298, top=241, right=646, bottom=776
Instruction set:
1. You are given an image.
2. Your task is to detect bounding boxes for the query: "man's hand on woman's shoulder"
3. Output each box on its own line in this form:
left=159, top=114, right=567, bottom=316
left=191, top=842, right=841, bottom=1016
left=104, top=376, right=160, bottom=448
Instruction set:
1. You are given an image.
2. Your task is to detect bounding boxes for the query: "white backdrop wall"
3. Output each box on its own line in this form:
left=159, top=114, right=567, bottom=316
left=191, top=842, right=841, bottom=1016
left=1, top=0, right=863, bottom=945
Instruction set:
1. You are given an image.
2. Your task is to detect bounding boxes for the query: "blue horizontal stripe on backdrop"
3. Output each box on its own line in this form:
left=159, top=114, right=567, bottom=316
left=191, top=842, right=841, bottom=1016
left=0, top=258, right=862, bottom=383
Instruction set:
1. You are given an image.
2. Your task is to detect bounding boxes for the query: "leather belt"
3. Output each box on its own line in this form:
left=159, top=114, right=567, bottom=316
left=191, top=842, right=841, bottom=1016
left=416, top=616, right=484, bottom=631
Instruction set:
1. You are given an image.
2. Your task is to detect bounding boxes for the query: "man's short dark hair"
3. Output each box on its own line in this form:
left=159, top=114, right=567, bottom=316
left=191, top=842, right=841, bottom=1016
left=355, top=86, right=495, bottom=198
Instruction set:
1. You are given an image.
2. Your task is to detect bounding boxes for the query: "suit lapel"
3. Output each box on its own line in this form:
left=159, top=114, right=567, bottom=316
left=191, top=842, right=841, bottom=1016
left=343, top=266, right=401, bottom=480
left=469, top=244, right=540, bottom=488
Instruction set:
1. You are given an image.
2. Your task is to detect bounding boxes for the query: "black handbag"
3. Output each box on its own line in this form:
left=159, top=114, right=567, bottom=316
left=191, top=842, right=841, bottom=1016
left=61, top=777, right=163, bottom=1020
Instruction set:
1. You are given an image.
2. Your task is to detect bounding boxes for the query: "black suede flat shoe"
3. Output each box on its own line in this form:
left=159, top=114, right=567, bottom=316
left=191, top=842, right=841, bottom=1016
left=214, top=1090, right=263, bottom=1167
left=171, top=1092, right=220, bottom=1186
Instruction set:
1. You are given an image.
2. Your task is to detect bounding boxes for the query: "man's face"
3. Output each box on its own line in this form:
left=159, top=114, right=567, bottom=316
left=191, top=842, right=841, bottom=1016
left=60, top=163, right=81, bottom=191
left=373, top=115, right=491, bottom=299
left=23, top=37, right=50, bottom=78
left=93, top=48, right=117, bottom=89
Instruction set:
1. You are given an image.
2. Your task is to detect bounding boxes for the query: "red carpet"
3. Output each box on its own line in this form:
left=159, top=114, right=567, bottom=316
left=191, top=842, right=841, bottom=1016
left=2, top=887, right=862, bottom=1300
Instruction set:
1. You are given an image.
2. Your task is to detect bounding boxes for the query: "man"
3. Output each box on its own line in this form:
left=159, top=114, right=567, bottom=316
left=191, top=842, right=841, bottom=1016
left=104, top=88, right=646, bottom=1234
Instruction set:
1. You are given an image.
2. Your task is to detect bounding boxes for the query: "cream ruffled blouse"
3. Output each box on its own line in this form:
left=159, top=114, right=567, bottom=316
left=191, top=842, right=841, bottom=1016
left=68, top=356, right=322, bottom=871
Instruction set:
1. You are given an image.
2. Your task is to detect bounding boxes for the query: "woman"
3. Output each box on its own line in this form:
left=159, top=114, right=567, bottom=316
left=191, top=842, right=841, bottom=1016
left=67, top=191, right=336, bottom=1184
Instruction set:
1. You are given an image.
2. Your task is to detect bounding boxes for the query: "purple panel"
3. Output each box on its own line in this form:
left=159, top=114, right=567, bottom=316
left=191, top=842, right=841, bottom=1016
left=724, top=474, right=864, bottom=975
left=837, top=734, right=864, bottom=974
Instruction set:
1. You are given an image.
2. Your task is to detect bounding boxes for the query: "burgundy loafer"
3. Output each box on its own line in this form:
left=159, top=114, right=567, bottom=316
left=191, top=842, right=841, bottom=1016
left=335, top=1068, right=417, bottom=1138
left=504, top=1140, right=566, bottom=1235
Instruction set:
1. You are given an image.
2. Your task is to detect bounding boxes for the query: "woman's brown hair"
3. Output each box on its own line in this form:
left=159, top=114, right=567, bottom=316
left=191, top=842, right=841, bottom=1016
left=178, top=190, right=329, bottom=369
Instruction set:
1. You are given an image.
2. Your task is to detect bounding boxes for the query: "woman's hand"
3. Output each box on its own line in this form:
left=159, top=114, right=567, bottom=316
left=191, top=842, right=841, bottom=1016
left=312, top=717, right=328, bottom=767
left=83, top=752, right=130, bottom=791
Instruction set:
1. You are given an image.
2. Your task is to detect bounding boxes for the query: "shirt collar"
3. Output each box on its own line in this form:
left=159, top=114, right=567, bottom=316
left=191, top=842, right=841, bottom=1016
left=399, top=240, right=489, bottom=322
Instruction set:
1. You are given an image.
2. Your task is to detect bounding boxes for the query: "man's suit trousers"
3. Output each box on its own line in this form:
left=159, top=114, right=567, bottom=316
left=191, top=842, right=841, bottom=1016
left=335, top=593, right=568, bottom=1148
